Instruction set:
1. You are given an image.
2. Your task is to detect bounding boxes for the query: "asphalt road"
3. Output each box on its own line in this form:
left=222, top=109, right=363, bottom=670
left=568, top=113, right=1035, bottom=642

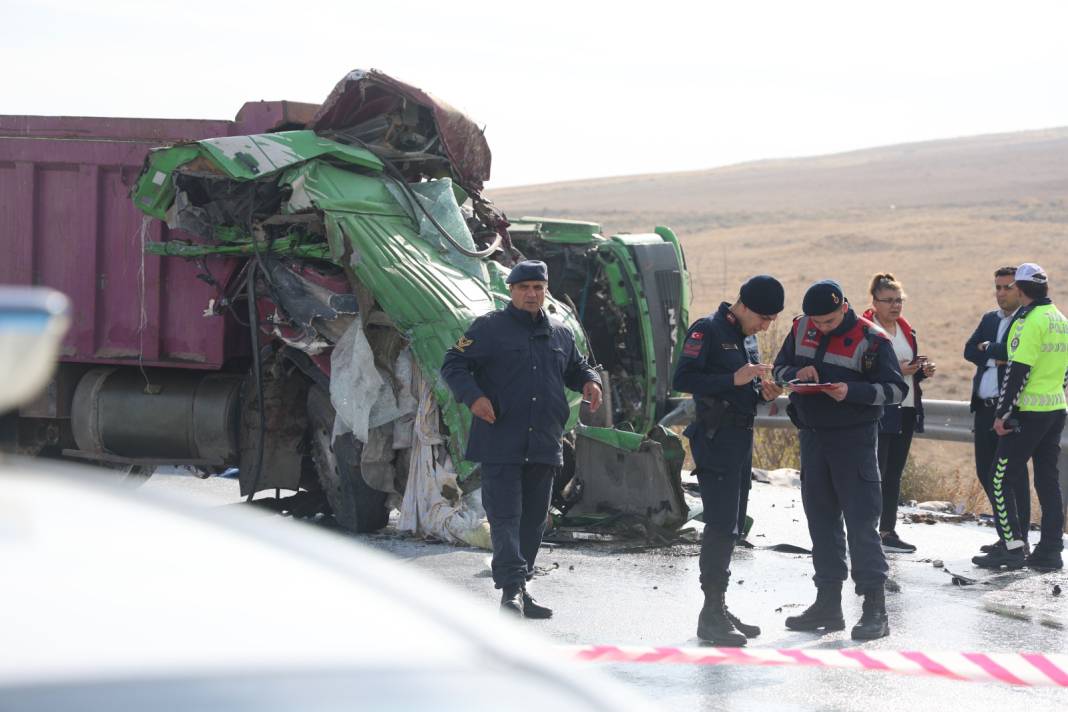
left=143, top=470, right=1068, bottom=712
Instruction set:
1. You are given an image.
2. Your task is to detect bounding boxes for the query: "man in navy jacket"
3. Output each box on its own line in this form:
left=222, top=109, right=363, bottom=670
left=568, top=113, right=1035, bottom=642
left=441, top=260, right=602, bottom=618
left=773, top=280, right=907, bottom=641
left=963, top=266, right=1027, bottom=553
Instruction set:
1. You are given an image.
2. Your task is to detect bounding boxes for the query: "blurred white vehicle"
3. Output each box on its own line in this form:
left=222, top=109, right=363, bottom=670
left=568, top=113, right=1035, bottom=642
left=0, top=286, right=69, bottom=413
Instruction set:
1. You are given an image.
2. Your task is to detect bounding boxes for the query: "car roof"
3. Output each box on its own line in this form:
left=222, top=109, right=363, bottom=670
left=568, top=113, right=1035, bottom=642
left=0, top=460, right=654, bottom=711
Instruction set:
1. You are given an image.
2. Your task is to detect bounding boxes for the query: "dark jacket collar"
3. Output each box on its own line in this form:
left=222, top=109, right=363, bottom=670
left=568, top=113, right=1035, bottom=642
left=506, top=303, right=548, bottom=328
left=717, top=302, right=745, bottom=337
left=828, top=308, right=857, bottom=337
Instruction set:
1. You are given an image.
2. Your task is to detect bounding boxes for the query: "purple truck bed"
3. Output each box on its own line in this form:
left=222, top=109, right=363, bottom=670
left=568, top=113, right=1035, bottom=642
left=0, top=101, right=317, bottom=369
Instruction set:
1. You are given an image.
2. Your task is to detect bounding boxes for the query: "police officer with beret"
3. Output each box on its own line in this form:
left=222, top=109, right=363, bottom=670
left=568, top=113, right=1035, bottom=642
left=772, top=280, right=907, bottom=640
left=673, top=275, right=785, bottom=646
left=441, top=260, right=603, bottom=617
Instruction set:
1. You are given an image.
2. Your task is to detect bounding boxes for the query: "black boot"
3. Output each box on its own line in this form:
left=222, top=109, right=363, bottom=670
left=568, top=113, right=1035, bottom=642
left=972, top=543, right=1026, bottom=569
left=500, top=585, right=524, bottom=616
left=521, top=585, right=553, bottom=619
left=785, top=585, right=845, bottom=632
left=697, top=589, right=747, bottom=646
left=851, top=586, right=890, bottom=640
left=725, top=607, right=761, bottom=638
left=1026, top=543, right=1064, bottom=572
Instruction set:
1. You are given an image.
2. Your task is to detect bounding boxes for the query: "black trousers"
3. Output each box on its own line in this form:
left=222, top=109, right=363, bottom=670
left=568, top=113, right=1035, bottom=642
left=800, top=423, right=888, bottom=594
left=990, top=410, right=1066, bottom=548
left=877, top=407, right=916, bottom=533
left=974, top=402, right=1031, bottom=537
left=688, top=423, right=753, bottom=591
left=481, top=463, right=556, bottom=589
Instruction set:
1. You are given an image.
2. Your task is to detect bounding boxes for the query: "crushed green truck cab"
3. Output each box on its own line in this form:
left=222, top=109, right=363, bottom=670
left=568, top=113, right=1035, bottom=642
left=127, top=69, right=691, bottom=539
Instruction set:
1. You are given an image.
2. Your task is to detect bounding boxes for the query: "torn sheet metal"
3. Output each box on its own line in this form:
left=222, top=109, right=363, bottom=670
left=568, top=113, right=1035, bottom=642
left=262, top=259, right=358, bottom=345
left=565, top=425, right=688, bottom=529
left=385, top=177, right=484, bottom=281
left=310, top=69, right=492, bottom=192
left=397, top=369, right=490, bottom=549
left=133, top=132, right=383, bottom=221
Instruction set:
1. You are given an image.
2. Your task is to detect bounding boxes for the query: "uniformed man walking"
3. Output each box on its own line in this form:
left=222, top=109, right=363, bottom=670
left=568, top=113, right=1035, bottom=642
left=772, top=280, right=907, bottom=640
left=673, top=275, right=785, bottom=646
left=441, top=260, right=603, bottom=617
left=972, top=263, right=1068, bottom=572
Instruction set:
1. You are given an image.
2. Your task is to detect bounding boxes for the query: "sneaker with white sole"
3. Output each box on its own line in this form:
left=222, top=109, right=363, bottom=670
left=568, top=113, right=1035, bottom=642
left=880, top=531, right=916, bottom=553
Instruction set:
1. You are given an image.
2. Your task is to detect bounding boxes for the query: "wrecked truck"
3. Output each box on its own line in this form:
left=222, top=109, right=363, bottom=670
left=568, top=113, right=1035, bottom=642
left=1, top=70, right=691, bottom=541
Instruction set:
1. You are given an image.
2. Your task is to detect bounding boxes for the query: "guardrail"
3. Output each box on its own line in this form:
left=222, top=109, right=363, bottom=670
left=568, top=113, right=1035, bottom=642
left=661, top=397, right=1068, bottom=518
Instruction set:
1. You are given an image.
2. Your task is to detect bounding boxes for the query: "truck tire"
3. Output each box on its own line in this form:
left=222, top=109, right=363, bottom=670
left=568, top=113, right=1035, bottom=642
left=306, top=385, right=390, bottom=533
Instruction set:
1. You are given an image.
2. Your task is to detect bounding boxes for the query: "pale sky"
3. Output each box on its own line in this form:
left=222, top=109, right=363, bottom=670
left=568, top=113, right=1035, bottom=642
left=4, top=0, right=1067, bottom=187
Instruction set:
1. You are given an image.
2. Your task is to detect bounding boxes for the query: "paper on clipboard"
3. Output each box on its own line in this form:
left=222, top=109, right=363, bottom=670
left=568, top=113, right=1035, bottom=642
left=787, top=379, right=836, bottom=394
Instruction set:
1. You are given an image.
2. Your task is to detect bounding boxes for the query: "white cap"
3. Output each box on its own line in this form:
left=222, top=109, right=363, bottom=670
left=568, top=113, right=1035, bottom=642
left=1015, top=263, right=1048, bottom=284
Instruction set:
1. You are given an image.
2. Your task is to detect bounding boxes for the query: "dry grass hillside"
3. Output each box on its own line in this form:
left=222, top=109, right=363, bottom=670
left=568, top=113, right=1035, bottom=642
left=490, top=127, right=1068, bottom=516
left=491, top=126, right=1068, bottom=402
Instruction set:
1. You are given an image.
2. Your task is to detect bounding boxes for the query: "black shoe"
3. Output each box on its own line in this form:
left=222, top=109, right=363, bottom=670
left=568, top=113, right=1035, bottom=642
left=978, top=539, right=1003, bottom=554
left=725, top=608, right=761, bottom=638
left=880, top=531, right=916, bottom=554
left=500, top=585, right=524, bottom=616
left=521, top=586, right=553, bottom=619
left=785, top=586, right=845, bottom=632
left=851, top=587, right=890, bottom=641
left=979, top=539, right=1031, bottom=555
left=972, top=544, right=1026, bottom=570
left=697, top=590, right=747, bottom=646
left=1026, top=544, right=1064, bottom=572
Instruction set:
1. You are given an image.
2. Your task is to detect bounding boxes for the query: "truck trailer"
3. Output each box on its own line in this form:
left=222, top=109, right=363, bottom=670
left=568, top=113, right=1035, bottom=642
left=0, top=70, right=691, bottom=540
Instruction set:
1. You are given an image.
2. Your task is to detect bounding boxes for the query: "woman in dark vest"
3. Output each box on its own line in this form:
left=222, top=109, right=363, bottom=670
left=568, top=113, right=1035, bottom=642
left=863, top=273, right=936, bottom=554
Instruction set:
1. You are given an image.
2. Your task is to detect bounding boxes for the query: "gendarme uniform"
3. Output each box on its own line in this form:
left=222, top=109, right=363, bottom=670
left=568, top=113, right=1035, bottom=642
left=441, top=260, right=600, bottom=616
left=672, top=274, right=785, bottom=647
left=772, top=280, right=907, bottom=641
left=984, top=264, right=1068, bottom=565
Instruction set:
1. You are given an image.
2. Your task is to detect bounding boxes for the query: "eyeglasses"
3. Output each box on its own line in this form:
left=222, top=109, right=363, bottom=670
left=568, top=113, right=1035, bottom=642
left=873, top=297, right=906, bottom=305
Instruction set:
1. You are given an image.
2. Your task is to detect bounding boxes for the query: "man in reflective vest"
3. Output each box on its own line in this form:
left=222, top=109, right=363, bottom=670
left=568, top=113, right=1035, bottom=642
left=772, top=280, right=907, bottom=640
left=973, top=263, right=1068, bottom=572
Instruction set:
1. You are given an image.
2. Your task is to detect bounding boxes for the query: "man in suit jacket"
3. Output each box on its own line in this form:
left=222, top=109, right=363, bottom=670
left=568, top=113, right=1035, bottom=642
left=963, top=266, right=1027, bottom=552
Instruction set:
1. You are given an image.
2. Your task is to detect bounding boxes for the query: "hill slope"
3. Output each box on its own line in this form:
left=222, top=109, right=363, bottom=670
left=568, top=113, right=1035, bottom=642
left=490, top=127, right=1068, bottom=403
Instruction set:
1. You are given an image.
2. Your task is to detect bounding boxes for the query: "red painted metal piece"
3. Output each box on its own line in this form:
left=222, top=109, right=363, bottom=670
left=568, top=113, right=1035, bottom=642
left=0, top=101, right=318, bottom=370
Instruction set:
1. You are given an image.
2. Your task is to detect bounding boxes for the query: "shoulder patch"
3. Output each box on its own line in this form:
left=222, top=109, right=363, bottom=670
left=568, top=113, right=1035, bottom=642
left=683, top=332, right=704, bottom=357
left=453, top=335, right=473, bottom=352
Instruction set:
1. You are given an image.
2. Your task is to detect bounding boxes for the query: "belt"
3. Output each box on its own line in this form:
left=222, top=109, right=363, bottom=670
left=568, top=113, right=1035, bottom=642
left=978, top=397, right=999, bottom=408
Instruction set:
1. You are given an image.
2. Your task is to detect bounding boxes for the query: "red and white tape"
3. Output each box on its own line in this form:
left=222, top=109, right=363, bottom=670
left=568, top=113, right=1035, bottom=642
left=564, top=645, right=1068, bottom=688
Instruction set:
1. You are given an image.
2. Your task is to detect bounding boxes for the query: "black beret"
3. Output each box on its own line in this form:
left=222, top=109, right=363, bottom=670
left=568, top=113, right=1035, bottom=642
left=506, top=260, right=549, bottom=285
left=739, top=275, right=785, bottom=315
left=802, top=280, right=846, bottom=316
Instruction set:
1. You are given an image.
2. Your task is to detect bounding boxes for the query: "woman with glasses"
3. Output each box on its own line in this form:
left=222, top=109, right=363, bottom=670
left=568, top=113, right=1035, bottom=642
left=863, top=273, right=936, bottom=553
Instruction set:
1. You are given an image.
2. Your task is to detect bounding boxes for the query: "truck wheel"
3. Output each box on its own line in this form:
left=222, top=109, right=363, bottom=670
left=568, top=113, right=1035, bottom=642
left=306, top=386, right=390, bottom=533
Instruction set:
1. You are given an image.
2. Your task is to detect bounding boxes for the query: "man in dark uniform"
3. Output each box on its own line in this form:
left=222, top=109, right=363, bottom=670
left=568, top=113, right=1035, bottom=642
left=772, top=280, right=907, bottom=640
left=673, top=275, right=785, bottom=646
left=441, top=260, right=602, bottom=617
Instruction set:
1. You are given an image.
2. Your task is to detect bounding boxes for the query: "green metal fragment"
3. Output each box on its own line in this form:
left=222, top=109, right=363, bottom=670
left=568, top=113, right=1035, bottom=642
left=575, top=424, right=645, bottom=452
